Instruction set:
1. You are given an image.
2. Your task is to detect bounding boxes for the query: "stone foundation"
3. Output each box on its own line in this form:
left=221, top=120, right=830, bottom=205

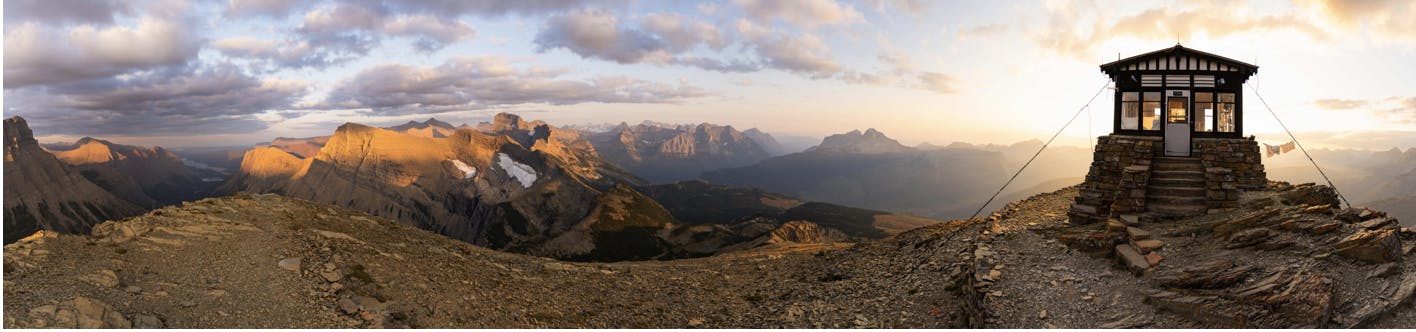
left=1069, top=135, right=1267, bottom=223
left=1070, top=136, right=1160, bottom=224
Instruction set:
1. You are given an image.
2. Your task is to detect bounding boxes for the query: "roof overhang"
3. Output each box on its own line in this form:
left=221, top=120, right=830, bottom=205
left=1100, top=44, right=1259, bottom=83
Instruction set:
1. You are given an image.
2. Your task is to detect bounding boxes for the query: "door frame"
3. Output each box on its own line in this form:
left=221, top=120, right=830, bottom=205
left=1163, top=89, right=1192, bottom=157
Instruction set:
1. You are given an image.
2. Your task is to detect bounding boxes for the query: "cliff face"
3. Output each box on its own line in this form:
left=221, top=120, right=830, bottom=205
left=585, top=122, right=774, bottom=183
left=3, top=117, right=144, bottom=244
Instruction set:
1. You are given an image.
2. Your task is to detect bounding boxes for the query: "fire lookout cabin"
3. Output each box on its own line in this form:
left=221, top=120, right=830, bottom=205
left=1069, top=44, right=1268, bottom=224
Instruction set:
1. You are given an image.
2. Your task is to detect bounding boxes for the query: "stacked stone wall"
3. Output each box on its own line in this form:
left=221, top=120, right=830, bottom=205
left=1069, top=136, right=1160, bottom=224
left=1193, top=137, right=1267, bottom=190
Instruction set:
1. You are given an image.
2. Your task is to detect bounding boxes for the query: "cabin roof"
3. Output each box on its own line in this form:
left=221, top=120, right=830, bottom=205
left=1100, top=44, right=1259, bottom=80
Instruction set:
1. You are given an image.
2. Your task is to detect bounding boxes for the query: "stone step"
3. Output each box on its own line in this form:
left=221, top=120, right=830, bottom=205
left=1153, top=156, right=1201, bottom=162
left=1147, top=203, right=1208, bottom=216
left=1147, top=185, right=1205, bottom=196
left=1150, top=177, right=1205, bottom=186
left=1155, top=163, right=1200, bottom=170
left=1115, top=244, right=1151, bottom=275
left=1148, top=194, right=1207, bottom=205
left=1150, top=170, right=1206, bottom=178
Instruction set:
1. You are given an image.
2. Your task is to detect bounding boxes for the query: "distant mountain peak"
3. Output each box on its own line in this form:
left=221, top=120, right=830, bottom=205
left=808, top=128, right=910, bottom=154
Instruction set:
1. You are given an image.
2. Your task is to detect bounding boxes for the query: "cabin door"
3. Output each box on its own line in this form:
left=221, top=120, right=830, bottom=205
left=1164, top=90, right=1191, bottom=157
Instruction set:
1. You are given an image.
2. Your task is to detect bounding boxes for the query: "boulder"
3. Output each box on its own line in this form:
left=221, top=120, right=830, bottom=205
left=1333, top=229, right=1401, bottom=263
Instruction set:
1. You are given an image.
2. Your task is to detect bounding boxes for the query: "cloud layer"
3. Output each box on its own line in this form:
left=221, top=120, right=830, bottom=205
left=322, top=56, right=711, bottom=112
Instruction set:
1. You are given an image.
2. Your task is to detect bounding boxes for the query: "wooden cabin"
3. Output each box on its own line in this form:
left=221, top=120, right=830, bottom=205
left=1099, top=44, right=1258, bottom=157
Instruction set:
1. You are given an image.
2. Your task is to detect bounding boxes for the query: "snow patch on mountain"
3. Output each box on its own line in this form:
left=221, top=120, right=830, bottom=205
left=449, top=159, right=477, bottom=179
left=496, top=153, right=537, bottom=187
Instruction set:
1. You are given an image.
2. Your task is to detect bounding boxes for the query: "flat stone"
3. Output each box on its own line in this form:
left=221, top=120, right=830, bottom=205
left=1133, top=239, right=1165, bottom=253
left=278, top=257, right=301, bottom=271
left=1106, top=220, right=1128, bottom=233
left=1356, top=217, right=1394, bottom=230
left=81, top=270, right=120, bottom=288
left=1115, top=244, right=1150, bottom=274
left=1307, top=222, right=1340, bottom=235
left=320, top=271, right=343, bottom=283
left=1367, top=263, right=1397, bottom=279
left=338, top=298, right=359, bottom=314
left=1126, top=227, right=1151, bottom=240
left=132, top=314, right=163, bottom=329
left=124, top=286, right=142, bottom=294
left=1119, top=214, right=1141, bottom=225
left=1145, top=252, right=1164, bottom=266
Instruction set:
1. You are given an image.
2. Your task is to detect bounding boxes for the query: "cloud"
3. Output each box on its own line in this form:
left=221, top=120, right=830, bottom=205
left=744, top=30, right=841, bottom=78
left=732, top=0, right=863, bottom=29
left=5, top=65, right=308, bottom=136
left=1312, top=98, right=1370, bottom=110
left=1312, top=96, right=1416, bottom=124
left=860, top=0, right=930, bottom=14
left=225, top=0, right=318, bottom=18
left=3, top=17, right=202, bottom=88
left=381, top=14, right=477, bottom=52
left=956, top=23, right=1007, bottom=39
left=2, top=0, right=131, bottom=25
left=535, top=9, right=753, bottom=72
left=1299, top=0, right=1416, bottom=41
left=321, top=56, right=712, bottom=112
left=534, top=9, right=676, bottom=64
left=1031, top=2, right=1330, bottom=59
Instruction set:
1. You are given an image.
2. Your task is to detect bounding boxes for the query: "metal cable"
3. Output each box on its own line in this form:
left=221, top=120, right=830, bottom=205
left=968, top=80, right=1112, bottom=220
left=1246, top=82, right=1352, bottom=209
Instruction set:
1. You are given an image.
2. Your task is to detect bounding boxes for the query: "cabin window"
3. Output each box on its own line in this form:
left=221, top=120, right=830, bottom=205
left=1194, top=92, right=1214, bottom=132
left=1142, top=92, right=1162, bottom=130
left=1121, top=92, right=1140, bottom=130
left=1218, top=93, right=1236, bottom=132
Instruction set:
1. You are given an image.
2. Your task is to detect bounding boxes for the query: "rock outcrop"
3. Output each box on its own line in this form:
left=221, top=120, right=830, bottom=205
left=3, top=117, right=144, bottom=244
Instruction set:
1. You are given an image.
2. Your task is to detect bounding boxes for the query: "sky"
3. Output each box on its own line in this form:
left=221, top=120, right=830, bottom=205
left=3, top=0, right=1415, bottom=150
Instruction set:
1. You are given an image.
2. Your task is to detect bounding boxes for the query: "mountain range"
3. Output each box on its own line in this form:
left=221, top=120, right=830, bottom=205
left=212, top=113, right=934, bottom=261
left=579, top=121, right=781, bottom=183
left=703, top=128, right=1090, bottom=220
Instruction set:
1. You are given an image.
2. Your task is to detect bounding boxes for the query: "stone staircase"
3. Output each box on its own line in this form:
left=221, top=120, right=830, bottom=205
left=1146, top=157, right=1207, bottom=216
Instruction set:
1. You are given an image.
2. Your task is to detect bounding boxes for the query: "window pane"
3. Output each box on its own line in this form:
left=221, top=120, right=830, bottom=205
left=1219, top=93, right=1235, bottom=103
left=1142, top=101, right=1161, bottom=130
left=1122, top=102, right=1140, bottom=130
left=1195, top=103, right=1214, bottom=132
left=1167, top=98, right=1188, bottom=124
left=1122, top=92, right=1138, bottom=102
left=1195, top=92, right=1213, bottom=102
left=1218, top=103, right=1235, bottom=132
left=1143, top=92, right=1161, bottom=101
